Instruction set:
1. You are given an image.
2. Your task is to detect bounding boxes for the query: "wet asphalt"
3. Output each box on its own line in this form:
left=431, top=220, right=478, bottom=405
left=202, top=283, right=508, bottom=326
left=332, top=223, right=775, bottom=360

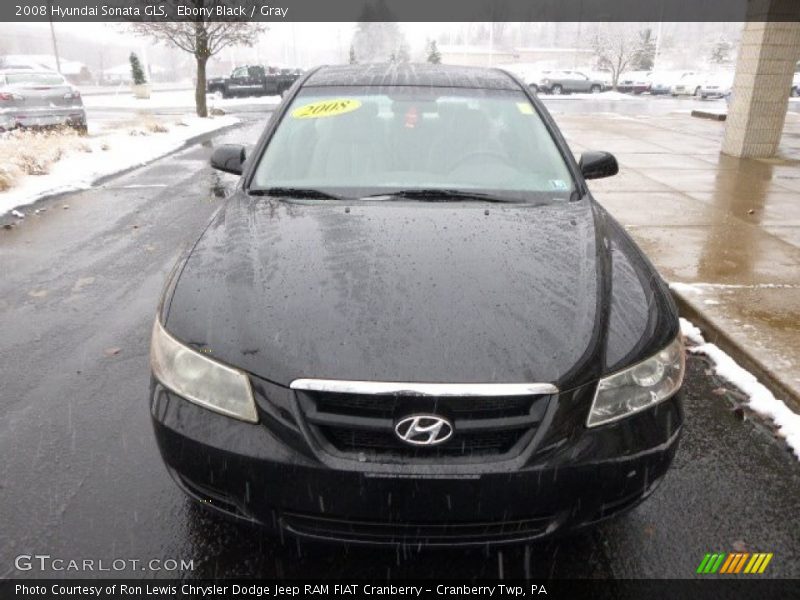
left=0, top=107, right=798, bottom=581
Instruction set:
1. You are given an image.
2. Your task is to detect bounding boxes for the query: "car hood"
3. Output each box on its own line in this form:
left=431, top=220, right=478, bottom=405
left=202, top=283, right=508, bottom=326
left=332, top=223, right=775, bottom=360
left=164, top=194, right=667, bottom=389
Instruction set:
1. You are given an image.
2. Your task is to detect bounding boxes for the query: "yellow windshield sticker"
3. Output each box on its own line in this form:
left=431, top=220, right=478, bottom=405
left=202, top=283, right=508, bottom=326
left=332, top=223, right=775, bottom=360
left=517, top=102, right=534, bottom=115
left=292, top=99, right=362, bottom=119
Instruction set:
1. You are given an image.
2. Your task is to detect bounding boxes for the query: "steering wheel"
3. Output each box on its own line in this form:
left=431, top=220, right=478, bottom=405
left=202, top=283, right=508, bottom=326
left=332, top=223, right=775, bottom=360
left=447, top=150, right=510, bottom=172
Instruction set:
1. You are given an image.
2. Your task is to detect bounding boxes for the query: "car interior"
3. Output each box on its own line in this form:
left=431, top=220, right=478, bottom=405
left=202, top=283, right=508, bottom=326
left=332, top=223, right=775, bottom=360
left=256, top=91, right=574, bottom=193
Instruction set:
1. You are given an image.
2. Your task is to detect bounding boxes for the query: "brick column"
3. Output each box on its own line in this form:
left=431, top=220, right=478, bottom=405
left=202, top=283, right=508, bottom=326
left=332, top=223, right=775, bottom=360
left=722, top=2, right=800, bottom=158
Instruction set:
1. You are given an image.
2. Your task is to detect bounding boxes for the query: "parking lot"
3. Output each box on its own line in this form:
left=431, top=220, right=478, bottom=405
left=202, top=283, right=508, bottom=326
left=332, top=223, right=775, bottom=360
left=1, top=100, right=798, bottom=580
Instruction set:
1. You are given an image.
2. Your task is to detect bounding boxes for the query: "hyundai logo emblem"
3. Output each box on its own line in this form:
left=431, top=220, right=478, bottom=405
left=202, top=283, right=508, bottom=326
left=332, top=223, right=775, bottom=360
left=394, top=415, right=453, bottom=446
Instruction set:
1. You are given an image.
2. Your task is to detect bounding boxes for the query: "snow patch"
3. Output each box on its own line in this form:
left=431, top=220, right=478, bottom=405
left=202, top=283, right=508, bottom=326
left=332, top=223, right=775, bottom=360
left=83, top=90, right=280, bottom=111
left=0, top=115, right=238, bottom=216
left=679, top=317, right=704, bottom=345
left=540, top=91, right=642, bottom=101
left=680, top=317, right=800, bottom=460
left=669, top=282, right=705, bottom=295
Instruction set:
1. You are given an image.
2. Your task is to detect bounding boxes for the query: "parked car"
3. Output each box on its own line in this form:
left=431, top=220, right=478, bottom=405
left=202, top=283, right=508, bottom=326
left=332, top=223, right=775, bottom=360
left=699, top=72, right=735, bottom=99
left=670, top=72, right=705, bottom=96
left=616, top=71, right=652, bottom=94
left=649, top=71, right=696, bottom=95
left=584, top=69, right=613, bottom=88
left=529, top=70, right=606, bottom=94
left=0, top=69, right=86, bottom=133
left=791, top=72, right=799, bottom=97
left=149, top=64, right=685, bottom=546
left=206, top=64, right=300, bottom=98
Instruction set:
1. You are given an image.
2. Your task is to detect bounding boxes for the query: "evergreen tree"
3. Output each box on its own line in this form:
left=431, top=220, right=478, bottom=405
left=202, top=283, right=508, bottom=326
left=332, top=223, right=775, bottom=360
left=129, top=52, right=147, bottom=85
left=427, top=40, right=442, bottom=64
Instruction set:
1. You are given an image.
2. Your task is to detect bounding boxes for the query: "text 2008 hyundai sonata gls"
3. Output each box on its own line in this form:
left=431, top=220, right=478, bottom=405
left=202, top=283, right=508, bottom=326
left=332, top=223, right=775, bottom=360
left=149, top=64, right=685, bottom=546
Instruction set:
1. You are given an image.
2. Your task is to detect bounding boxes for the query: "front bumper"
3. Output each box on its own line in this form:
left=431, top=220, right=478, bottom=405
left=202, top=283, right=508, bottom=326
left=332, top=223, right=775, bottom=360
left=150, top=381, right=683, bottom=546
left=617, top=85, right=649, bottom=94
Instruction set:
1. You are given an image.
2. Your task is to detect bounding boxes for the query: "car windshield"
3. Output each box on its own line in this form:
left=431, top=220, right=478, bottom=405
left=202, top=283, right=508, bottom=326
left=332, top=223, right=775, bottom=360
left=5, top=72, right=66, bottom=86
left=251, top=86, right=575, bottom=201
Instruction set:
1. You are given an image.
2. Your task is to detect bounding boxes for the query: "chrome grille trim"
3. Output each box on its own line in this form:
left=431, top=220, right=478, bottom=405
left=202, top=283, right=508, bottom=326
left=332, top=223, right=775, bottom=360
left=289, top=379, right=558, bottom=397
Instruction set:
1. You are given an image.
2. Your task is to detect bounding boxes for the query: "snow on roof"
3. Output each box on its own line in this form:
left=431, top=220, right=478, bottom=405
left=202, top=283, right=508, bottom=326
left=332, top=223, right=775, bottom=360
left=437, top=45, right=516, bottom=55
left=0, top=54, right=87, bottom=76
left=514, top=47, right=593, bottom=53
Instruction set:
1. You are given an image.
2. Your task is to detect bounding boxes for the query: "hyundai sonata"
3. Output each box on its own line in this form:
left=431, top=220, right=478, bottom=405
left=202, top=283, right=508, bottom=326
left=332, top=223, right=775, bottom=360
left=149, top=64, right=685, bottom=546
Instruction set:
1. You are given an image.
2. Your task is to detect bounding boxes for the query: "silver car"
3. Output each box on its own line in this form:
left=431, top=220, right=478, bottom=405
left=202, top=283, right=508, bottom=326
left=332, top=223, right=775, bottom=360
left=0, top=70, right=87, bottom=133
left=529, top=70, right=606, bottom=95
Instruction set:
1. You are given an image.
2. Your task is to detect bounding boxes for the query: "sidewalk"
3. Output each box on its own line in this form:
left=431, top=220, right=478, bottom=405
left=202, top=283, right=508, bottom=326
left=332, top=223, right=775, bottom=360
left=557, top=109, right=800, bottom=409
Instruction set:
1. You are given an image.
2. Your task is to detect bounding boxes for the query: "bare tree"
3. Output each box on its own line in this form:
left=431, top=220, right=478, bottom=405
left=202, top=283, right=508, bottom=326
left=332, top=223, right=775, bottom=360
left=592, top=25, right=652, bottom=90
left=130, top=2, right=264, bottom=117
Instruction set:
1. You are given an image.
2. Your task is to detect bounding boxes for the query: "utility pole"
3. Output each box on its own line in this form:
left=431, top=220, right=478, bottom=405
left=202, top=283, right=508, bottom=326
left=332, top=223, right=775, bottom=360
left=46, top=0, right=62, bottom=73
left=489, top=23, right=494, bottom=66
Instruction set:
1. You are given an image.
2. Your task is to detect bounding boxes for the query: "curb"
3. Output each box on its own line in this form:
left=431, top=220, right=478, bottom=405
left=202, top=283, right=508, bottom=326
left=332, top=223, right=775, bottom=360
left=671, top=289, right=800, bottom=412
left=0, top=119, right=247, bottom=225
left=691, top=109, right=727, bottom=121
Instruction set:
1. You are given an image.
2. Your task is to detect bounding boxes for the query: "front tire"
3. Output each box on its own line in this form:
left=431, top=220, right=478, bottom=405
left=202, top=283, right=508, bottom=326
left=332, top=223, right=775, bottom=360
left=529, top=84, right=539, bottom=94
left=551, top=84, right=563, bottom=95
left=590, top=85, right=601, bottom=94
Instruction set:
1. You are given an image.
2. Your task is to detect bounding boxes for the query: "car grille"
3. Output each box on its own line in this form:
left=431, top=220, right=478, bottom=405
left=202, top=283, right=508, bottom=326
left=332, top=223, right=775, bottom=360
left=281, top=511, right=558, bottom=545
left=294, top=389, right=552, bottom=463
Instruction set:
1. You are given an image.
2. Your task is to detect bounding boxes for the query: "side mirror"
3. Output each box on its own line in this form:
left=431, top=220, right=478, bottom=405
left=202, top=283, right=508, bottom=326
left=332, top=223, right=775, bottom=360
left=210, top=144, right=246, bottom=175
left=579, top=151, right=618, bottom=180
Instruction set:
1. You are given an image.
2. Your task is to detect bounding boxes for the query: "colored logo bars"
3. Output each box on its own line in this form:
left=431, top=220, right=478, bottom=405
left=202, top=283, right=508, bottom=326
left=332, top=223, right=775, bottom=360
left=697, top=552, right=773, bottom=574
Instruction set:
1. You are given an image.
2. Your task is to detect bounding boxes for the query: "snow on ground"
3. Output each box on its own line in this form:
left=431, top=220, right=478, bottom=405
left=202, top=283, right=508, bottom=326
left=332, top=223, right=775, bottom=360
left=83, top=90, right=280, bottom=111
left=539, top=91, right=643, bottom=101
left=680, top=317, right=800, bottom=460
left=0, top=114, right=238, bottom=217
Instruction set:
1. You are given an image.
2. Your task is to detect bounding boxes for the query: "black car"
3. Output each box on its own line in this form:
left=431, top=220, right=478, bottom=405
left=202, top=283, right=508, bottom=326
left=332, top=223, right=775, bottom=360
left=150, top=64, right=685, bottom=546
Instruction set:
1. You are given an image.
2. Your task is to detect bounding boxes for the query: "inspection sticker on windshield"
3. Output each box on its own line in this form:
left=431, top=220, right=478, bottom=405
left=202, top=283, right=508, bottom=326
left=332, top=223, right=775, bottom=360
left=517, top=102, right=534, bottom=115
left=549, top=179, right=568, bottom=190
left=292, top=99, right=362, bottom=119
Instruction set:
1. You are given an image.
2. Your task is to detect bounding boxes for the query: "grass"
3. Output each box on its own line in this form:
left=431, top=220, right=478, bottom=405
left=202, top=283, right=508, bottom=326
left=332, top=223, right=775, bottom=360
left=0, top=127, right=83, bottom=190
left=0, top=117, right=174, bottom=193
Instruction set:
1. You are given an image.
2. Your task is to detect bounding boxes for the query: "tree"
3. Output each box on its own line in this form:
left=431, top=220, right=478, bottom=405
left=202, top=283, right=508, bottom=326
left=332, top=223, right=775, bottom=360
left=350, top=0, right=408, bottom=64
left=397, top=41, right=411, bottom=64
left=592, top=25, right=651, bottom=90
left=348, top=44, right=357, bottom=65
left=129, top=52, right=147, bottom=85
left=426, top=40, right=442, bottom=64
left=130, top=2, right=264, bottom=117
left=710, top=35, right=734, bottom=64
left=632, top=28, right=656, bottom=70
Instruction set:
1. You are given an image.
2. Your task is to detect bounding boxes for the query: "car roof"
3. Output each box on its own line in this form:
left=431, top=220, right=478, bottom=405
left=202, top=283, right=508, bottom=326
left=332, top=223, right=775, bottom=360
left=0, top=69, right=63, bottom=75
left=303, top=64, right=521, bottom=90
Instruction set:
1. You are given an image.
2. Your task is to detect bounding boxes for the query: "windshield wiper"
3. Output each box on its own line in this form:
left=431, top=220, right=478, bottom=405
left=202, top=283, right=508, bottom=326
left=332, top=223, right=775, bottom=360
left=360, top=189, right=522, bottom=203
left=248, top=187, right=341, bottom=200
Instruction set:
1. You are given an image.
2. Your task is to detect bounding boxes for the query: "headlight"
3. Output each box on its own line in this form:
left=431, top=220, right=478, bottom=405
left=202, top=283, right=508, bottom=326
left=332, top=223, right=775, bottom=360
left=587, top=336, right=685, bottom=428
left=150, top=318, right=258, bottom=423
